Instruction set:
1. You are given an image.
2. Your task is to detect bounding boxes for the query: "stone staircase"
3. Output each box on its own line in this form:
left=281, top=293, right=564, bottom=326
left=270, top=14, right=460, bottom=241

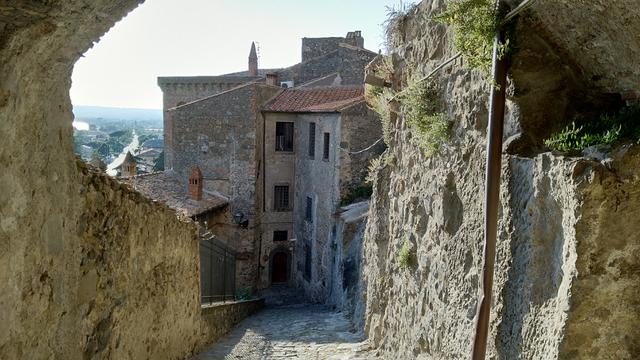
left=258, top=284, right=307, bottom=307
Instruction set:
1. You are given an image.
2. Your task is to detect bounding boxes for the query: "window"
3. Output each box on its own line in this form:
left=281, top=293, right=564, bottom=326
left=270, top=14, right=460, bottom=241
left=275, top=122, right=294, bottom=152
left=305, top=196, right=313, bottom=222
left=274, top=185, right=290, bottom=211
left=323, top=132, right=330, bottom=160
left=273, top=230, right=288, bottom=242
left=308, top=122, right=316, bottom=158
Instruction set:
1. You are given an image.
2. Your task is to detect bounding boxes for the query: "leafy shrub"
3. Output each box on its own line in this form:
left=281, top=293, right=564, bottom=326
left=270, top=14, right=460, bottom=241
left=366, top=84, right=396, bottom=145
left=399, top=78, right=450, bottom=156
left=435, top=0, right=504, bottom=72
left=365, top=153, right=396, bottom=184
left=544, top=105, right=640, bottom=152
left=366, top=155, right=384, bottom=184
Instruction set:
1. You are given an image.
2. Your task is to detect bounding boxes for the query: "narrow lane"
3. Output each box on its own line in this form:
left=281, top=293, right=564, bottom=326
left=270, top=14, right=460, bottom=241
left=192, top=305, right=374, bottom=360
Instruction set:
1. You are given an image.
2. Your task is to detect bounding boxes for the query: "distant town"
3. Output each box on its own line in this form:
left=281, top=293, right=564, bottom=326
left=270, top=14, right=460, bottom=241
left=72, top=105, right=164, bottom=176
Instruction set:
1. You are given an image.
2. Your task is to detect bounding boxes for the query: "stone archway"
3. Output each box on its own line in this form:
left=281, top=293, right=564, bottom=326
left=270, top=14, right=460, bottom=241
left=0, top=2, right=210, bottom=359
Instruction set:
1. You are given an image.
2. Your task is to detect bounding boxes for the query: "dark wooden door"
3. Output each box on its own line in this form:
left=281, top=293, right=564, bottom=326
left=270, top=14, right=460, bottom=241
left=272, top=252, right=288, bottom=283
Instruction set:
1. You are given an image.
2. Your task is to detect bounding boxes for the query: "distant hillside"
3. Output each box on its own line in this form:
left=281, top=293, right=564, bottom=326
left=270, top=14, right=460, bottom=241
left=73, top=105, right=162, bottom=127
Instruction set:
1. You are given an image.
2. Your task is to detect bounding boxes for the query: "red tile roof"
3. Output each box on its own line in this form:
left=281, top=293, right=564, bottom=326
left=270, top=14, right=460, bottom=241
left=263, top=86, right=364, bottom=113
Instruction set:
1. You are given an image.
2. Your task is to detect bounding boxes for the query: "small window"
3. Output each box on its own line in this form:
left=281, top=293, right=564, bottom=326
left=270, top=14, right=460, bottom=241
left=275, top=122, right=294, bottom=152
left=273, top=230, right=288, bottom=242
left=274, top=185, right=290, bottom=211
left=308, top=123, right=316, bottom=158
left=305, top=196, right=313, bottom=222
left=323, top=132, right=330, bottom=160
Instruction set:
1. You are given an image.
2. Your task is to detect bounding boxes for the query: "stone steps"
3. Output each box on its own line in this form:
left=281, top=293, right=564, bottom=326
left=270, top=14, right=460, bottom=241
left=258, top=284, right=307, bottom=307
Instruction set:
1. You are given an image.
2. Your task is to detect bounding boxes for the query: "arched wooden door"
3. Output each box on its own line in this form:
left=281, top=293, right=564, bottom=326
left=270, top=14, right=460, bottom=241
left=271, top=252, right=288, bottom=283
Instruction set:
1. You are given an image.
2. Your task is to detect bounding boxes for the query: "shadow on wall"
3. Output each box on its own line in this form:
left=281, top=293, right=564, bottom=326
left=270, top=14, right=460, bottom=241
left=496, top=156, right=568, bottom=359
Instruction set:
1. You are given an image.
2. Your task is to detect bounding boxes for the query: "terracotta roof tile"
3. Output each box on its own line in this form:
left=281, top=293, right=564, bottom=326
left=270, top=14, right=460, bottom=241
left=263, top=86, right=364, bottom=113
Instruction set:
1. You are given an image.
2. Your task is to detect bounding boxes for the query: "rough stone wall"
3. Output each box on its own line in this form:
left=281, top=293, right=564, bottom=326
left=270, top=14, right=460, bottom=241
left=328, top=201, right=369, bottom=331
left=361, top=1, right=640, bottom=359
left=200, top=299, right=265, bottom=344
left=159, top=78, right=258, bottom=171
left=557, top=147, right=640, bottom=359
left=339, top=101, right=385, bottom=196
left=299, top=46, right=377, bottom=85
left=301, top=35, right=363, bottom=62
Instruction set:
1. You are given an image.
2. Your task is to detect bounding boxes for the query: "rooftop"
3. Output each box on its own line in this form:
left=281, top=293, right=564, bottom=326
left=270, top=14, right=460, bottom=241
left=263, top=86, right=364, bottom=113
left=123, top=171, right=228, bottom=217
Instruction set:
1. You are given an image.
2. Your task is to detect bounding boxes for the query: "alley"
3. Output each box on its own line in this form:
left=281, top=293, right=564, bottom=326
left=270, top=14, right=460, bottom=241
left=192, top=305, right=374, bottom=360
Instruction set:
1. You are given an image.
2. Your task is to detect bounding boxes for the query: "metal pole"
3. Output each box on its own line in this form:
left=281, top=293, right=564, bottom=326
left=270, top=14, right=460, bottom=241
left=472, top=1, right=509, bottom=358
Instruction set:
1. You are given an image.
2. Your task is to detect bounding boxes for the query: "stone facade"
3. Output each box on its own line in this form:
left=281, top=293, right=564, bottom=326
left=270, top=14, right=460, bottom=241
left=261, top=96, right=383, bottom=302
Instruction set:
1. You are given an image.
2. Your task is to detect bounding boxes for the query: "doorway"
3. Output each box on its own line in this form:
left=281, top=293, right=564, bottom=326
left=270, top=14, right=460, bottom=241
left=272, top=252, right=288, bottom=283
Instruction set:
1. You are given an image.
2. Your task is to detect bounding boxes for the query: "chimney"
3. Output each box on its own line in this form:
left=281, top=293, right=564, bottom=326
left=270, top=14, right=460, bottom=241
left=266, top=73, right=278, bottom=86
left=248, top=42, right=258, bottom=77
left=346, top=30, right=364, bottom=48
left=121, top=151, right=137, bottom=177
left=188, top=166, right=203, bottom=201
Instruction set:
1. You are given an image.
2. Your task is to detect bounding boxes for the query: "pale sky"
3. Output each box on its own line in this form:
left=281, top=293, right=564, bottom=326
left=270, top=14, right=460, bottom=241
left=70, top=0, right=414, bottom=110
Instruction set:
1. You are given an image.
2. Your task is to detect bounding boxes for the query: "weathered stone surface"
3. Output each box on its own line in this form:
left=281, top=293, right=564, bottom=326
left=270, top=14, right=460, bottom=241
left=0, top=2, right=263, bottom=358
left=200, top=299, right=265, bottom=345
left=360, top=1, right=640, bottom=359
left=193, top=305, right=373, bottom=360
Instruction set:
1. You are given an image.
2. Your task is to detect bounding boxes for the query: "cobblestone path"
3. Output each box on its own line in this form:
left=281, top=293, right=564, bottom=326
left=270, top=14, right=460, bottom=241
left=192, top=305, right=375, bottom=359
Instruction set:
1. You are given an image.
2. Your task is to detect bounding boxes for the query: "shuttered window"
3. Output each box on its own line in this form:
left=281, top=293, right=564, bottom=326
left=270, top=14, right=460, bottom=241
left=308, top=122, right=316, bottom=158
left=306, top=196, right=313, bottom=222
left=275, top=122, right=294, bottom=152
left=323, top=132, right=330, bottom=160
left=274, top=185, right=290, bottom=211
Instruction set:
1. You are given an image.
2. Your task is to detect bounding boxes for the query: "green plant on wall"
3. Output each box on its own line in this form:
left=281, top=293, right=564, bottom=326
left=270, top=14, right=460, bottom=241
left=399, top=76, right=450, bottom=156
left=236, top=286, right=253, bottom=301
left=366, top=84, right=396, bottom=145
left=397, top=240, right=414, bottom=269
left=435, top=0, right=504, bottom=72
left=544, top=105, right=640, bottom=152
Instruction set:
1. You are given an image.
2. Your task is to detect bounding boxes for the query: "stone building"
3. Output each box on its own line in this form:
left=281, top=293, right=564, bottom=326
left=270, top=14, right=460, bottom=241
left=152, top=31, right=382, bottom=299
left=260, top=86, right=383, bottom=301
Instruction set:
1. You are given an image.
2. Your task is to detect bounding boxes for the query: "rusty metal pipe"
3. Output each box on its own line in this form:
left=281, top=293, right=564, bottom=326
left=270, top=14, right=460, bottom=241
left=472, top=2, right=510, bottom=359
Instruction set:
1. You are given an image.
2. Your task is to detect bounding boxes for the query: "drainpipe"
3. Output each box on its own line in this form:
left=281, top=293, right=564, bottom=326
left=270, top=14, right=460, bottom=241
left=472, top=1, right=510, bottom=359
